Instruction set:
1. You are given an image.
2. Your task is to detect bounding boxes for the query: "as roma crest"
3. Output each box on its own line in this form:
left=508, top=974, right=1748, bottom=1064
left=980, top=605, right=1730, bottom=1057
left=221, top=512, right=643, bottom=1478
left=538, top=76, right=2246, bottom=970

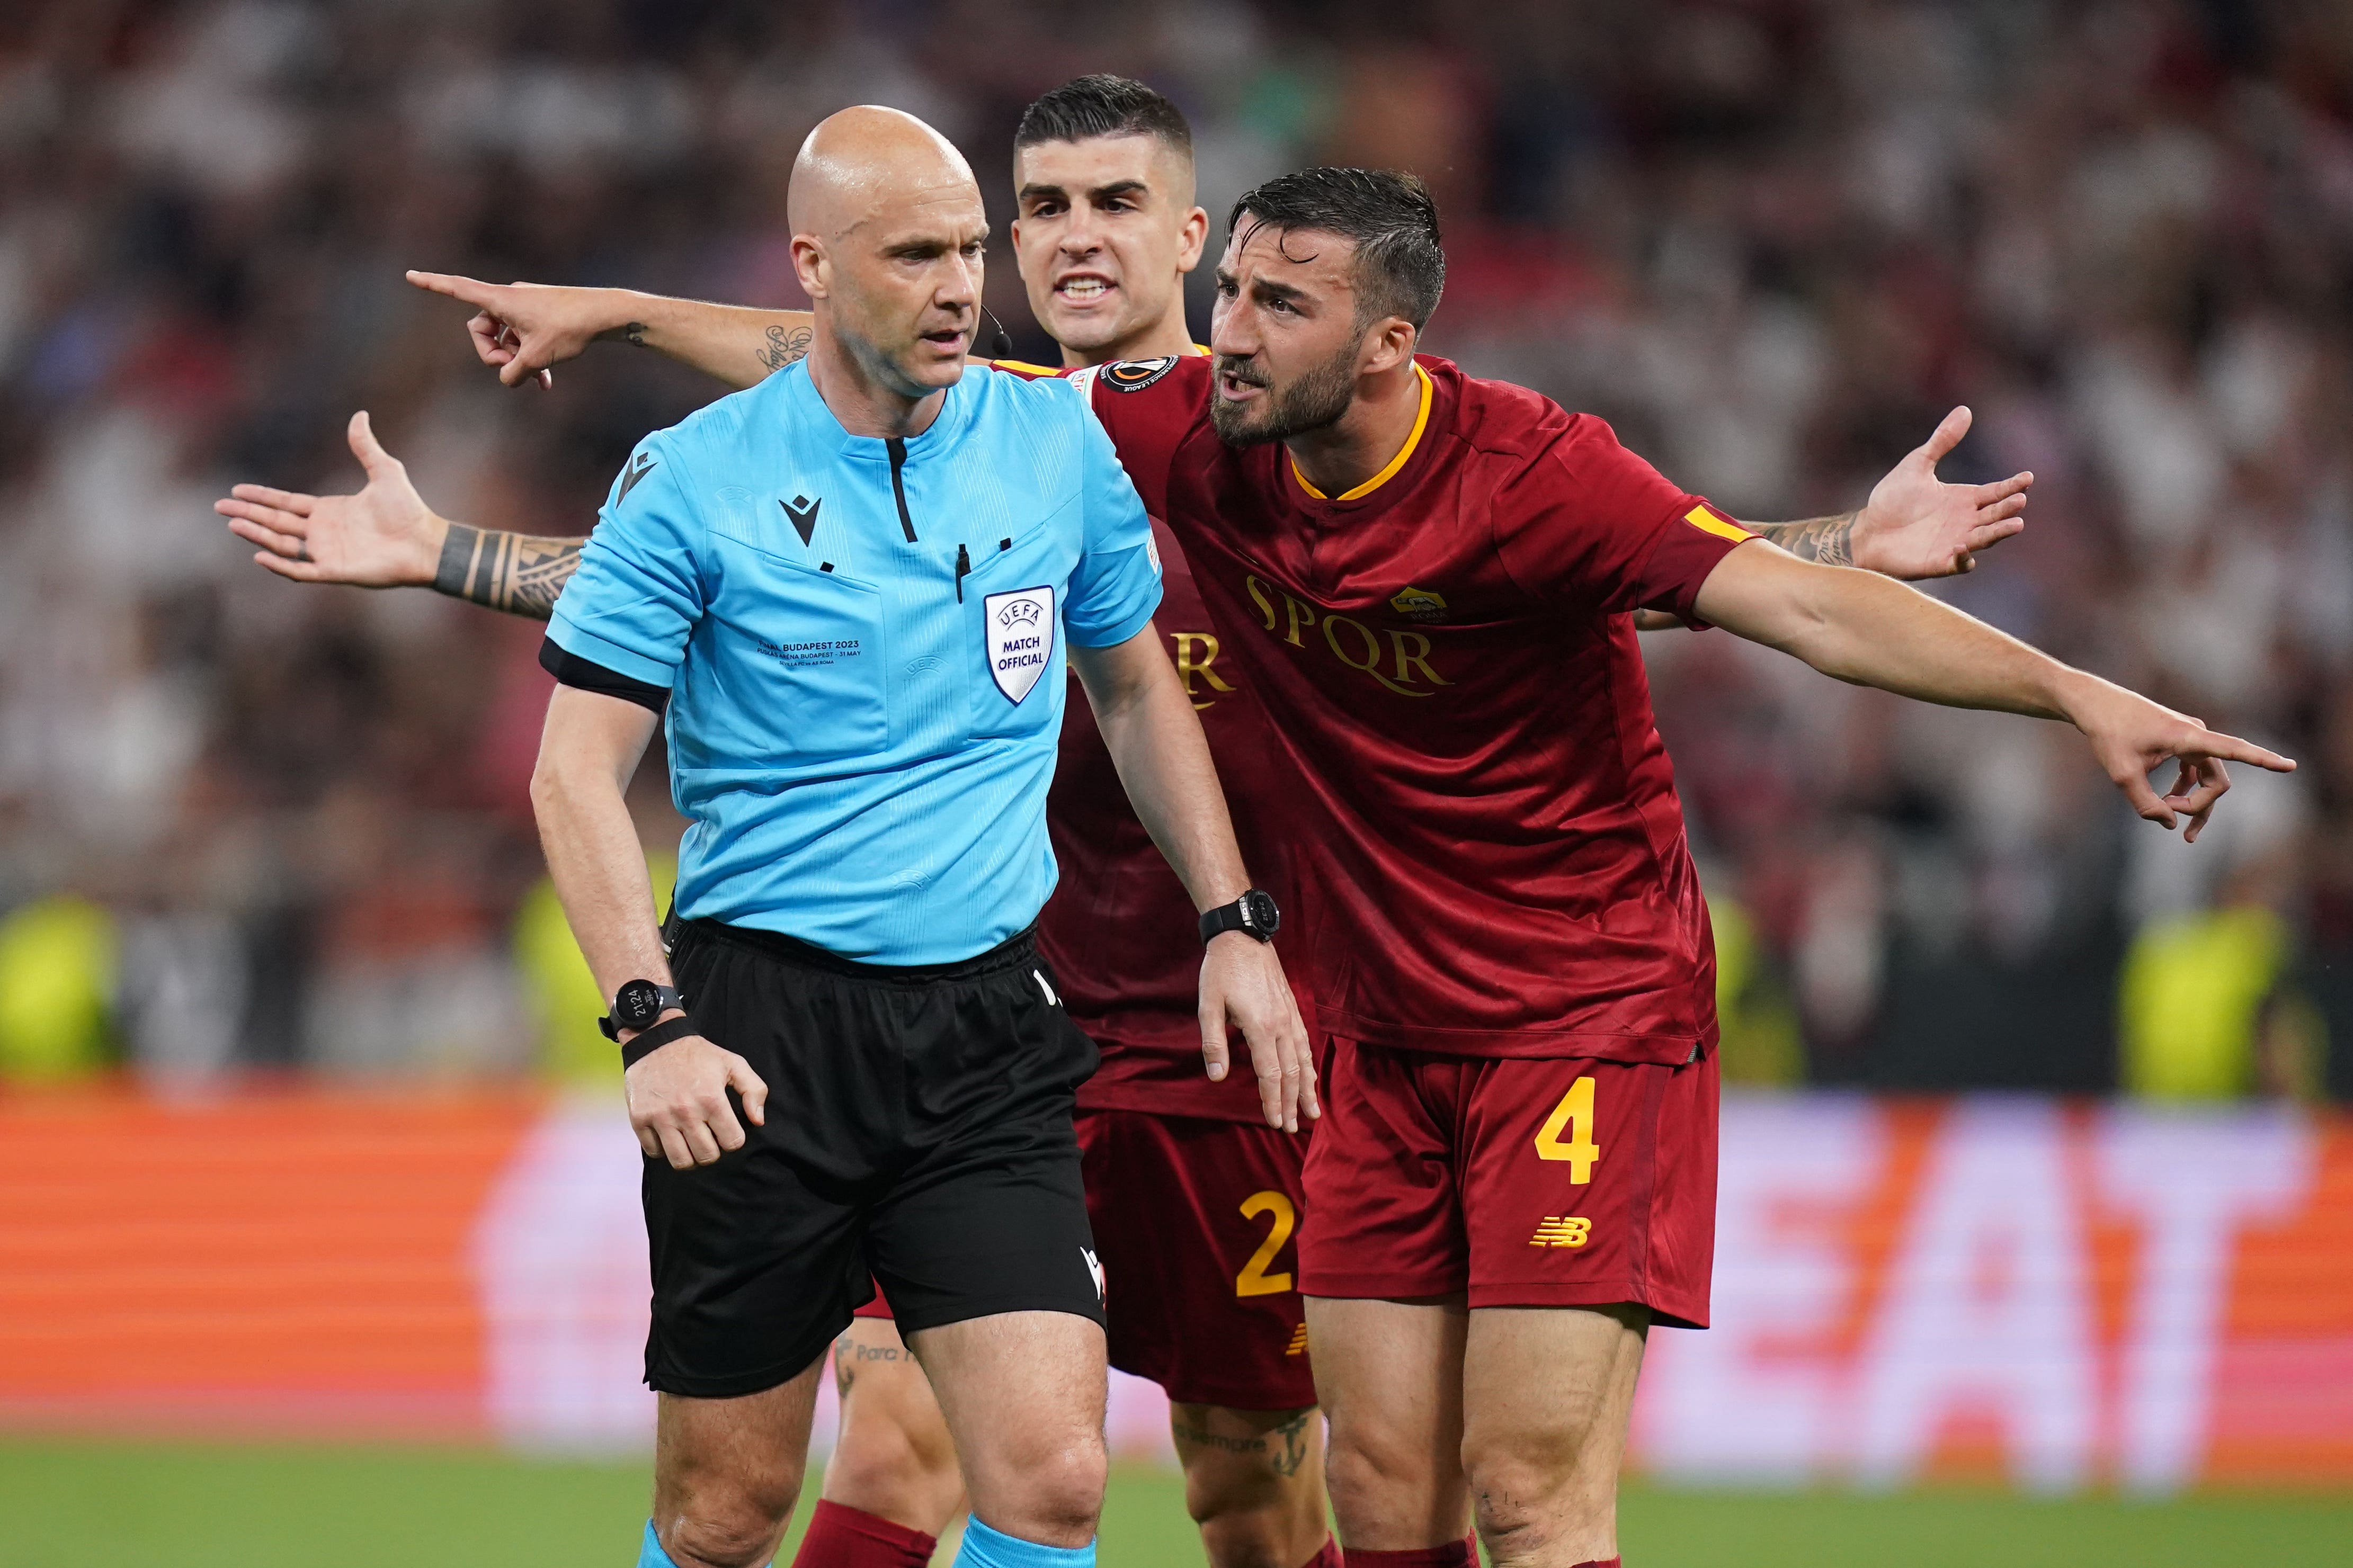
left=985, top=585, right=1056, bottom=703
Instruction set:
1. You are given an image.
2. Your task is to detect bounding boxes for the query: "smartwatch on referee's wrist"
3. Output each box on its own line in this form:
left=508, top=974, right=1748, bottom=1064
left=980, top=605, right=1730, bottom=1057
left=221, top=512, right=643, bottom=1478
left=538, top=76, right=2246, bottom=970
left=600, top=978, right=686, bottom=1041
left=1199, top=889, right=1280, bottom=946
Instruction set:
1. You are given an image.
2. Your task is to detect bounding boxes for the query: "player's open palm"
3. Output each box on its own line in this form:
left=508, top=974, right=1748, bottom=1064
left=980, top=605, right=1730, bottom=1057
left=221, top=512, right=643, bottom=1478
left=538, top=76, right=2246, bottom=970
left=407, top=270, right=621, bottom=388
left=625, top=1032, right=769, bottom=1170
left=1850, top=406, right=2034, bottom=580
left=215, top=411, right=442, bottom=588
left=1200, top=936, right=1318, bottom=1133
left=2068, top=677, right=2296, bottom=844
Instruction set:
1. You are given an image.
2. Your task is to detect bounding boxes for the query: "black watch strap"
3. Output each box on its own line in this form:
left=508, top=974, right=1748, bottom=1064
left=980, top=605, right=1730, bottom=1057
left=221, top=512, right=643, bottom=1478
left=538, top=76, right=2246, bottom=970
left=1199, top=888, right=1280, bottom=945
left=619, top=1014, right=699, bottom=1069
left=600, top=981, right=687, bottom=1041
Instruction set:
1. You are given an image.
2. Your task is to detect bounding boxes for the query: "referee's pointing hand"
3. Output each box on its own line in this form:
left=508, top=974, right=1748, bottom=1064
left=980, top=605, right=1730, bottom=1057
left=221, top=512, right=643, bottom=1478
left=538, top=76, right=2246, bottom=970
left=624, top=1022, right=770, bottom=1169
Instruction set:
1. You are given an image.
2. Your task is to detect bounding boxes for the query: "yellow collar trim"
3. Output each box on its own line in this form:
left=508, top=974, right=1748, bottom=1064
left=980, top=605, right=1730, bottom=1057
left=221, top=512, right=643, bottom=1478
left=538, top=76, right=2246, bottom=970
left=1291, top=362, right=1433, bottom=503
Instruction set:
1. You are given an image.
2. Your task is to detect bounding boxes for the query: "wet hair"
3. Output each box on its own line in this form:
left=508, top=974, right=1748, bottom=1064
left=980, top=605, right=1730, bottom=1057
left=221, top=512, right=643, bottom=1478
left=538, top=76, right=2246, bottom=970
left=1227, top=167, right=1445, bottom=330
left=1014, top=74, right=1193, bottom=160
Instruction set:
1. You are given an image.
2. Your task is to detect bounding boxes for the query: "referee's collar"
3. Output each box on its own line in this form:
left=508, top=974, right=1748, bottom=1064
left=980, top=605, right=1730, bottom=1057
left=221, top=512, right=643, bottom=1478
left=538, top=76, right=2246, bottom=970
left=781, top=359, right=977, bottom=463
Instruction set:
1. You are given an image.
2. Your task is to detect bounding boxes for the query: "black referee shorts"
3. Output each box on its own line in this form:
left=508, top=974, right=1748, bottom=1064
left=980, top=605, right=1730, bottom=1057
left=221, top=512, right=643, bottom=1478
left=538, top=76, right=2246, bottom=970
left=646, top=918, right=1106, bottom=1399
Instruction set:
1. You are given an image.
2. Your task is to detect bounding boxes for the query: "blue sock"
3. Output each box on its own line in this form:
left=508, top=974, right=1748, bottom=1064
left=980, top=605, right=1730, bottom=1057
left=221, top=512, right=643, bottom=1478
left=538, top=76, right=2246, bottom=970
left=952, top=1517, right=1095, bottom=1568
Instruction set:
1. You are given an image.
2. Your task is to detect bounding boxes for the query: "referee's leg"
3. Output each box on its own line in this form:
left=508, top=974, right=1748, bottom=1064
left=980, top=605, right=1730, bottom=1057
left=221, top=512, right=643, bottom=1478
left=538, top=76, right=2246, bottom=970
left=649, top=1369, right=826, bottom=1568
left=911, top=1311, right=1109, bottom=1547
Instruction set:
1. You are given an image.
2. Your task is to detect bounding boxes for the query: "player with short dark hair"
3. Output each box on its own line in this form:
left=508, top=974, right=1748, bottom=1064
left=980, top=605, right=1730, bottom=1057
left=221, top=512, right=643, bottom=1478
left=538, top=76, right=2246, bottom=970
left=1016, top=70, right=1195, bottom=159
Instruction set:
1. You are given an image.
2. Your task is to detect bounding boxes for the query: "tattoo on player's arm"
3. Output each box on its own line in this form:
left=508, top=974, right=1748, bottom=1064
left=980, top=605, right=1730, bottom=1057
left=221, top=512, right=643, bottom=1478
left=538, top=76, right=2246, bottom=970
left=1751, top=511, right=1858, bottom=568
left=433, top=524, right=587, bottom=621
left=758, top=324, right=812, bottom=373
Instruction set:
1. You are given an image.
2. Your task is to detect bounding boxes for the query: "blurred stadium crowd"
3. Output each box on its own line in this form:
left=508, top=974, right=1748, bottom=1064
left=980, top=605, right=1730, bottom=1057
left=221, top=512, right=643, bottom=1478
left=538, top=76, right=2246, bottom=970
left=1, top=0, right=2350, bottom=1098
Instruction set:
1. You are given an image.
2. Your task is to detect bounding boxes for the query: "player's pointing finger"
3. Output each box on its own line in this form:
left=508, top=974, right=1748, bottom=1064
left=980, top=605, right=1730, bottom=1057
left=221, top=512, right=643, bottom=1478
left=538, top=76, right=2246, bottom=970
left=406, top=270, right=499, bottom=308
left=2194, top=731, right=2297, bottom=774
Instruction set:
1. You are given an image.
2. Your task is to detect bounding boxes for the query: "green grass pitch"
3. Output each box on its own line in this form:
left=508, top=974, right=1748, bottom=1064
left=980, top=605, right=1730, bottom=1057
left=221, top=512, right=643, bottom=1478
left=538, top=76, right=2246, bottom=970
left=2, top=1438, right=2348, bottom=1566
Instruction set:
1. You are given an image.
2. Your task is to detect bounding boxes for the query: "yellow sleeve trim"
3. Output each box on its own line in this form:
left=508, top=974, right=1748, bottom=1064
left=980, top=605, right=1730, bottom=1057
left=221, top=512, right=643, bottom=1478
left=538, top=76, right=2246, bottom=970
left=1685, top=504, right=1755, bottom=543
left=1293, top=362, right=1434, bottom=503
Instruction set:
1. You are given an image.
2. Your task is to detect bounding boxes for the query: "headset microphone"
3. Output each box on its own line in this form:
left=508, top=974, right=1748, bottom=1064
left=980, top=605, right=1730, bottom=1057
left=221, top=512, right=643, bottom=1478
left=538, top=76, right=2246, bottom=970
left=980, top=307, right=1014, bottom=360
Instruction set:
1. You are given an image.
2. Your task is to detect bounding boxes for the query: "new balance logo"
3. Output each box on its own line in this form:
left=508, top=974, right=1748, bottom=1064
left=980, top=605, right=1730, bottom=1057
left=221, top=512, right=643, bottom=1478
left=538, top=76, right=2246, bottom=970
left=1529, top=1216, right=1592, bottom=1249
left=617, top=452, right=658, bottom=503
left=781, top=494, right=822, bottom=546
left=1285, top=1322, right=1308, bottom=1356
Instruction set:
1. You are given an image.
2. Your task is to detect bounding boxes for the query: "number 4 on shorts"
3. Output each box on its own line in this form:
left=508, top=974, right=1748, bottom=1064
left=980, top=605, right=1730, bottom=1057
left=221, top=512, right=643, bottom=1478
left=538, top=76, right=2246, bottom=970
left=1534, top=1076, right=1601, bottom=1184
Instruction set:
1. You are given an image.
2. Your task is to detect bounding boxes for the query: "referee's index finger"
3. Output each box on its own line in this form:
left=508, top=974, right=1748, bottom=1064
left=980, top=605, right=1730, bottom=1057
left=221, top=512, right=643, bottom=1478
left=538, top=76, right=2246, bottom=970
left=406, top=270, right=497, bottom=308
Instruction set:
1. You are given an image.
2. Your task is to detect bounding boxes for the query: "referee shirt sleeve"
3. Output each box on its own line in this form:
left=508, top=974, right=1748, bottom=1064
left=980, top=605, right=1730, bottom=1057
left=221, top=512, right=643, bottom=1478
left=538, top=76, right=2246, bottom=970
left=546, top=434, right=707, bottom=688
left=1062, top=400, right=1163, bottom=649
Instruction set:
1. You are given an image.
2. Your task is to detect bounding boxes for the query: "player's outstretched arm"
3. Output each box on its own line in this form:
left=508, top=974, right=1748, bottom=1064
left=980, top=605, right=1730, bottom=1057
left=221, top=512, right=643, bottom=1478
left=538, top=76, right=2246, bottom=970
left=406, top=271, right=813, bottom=392
left=216, top=411, right=589, bottom=619
left=1070, top=626, right=1319, bottom=1132
left=1751, top=406, right=2031, bottom=579
left=1693, top=542, right=2294, bottom=843
left=1635, top=407, right=2034, bottom=631
left=535, top=686, right=768, bottom=1169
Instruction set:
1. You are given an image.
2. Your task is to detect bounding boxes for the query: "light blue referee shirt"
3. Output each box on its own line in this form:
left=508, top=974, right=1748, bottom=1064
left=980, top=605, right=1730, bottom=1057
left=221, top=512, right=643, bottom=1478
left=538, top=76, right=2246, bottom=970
left=546, top=361, right=1163, bottom=964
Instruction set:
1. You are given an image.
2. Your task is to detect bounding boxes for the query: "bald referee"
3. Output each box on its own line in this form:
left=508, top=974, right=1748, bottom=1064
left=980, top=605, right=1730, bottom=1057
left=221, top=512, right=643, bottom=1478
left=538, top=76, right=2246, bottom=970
left=531, top=107, right=1310, bottom=1568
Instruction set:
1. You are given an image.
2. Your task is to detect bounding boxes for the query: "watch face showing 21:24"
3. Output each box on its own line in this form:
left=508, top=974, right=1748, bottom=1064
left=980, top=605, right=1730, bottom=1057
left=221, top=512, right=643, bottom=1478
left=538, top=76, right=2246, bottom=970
left=615, top=980, right=668, bottom=1029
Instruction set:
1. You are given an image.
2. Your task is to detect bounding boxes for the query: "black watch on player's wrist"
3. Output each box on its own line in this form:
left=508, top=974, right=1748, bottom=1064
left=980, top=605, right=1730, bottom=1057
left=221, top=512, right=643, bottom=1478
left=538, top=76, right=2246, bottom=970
left=599, top=979, right=687, bottom=1041
left=1199, top=889, right=1280, bottom=946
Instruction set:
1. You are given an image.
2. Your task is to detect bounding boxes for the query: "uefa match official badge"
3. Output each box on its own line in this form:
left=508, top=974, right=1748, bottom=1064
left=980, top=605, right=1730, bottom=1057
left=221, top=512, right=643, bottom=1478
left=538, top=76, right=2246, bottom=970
left=984, top=585, right=1056, bottom=703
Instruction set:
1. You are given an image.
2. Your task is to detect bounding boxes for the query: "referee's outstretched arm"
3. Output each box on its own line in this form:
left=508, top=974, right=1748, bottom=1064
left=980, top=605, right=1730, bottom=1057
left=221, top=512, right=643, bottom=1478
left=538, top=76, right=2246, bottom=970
left=532, top=684, right=769, bottom=1169
left=1072, top=624, right=1320, bottom=1133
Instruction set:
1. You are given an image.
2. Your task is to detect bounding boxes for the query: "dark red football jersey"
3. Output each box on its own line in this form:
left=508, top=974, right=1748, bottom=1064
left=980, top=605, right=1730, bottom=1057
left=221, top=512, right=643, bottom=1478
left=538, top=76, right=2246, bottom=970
left=992, top=356, right=1299, bottom=1123
left=1074, top=353, right=1754, bottom=1064
left=1044, top=516, right=1300, bottom=1122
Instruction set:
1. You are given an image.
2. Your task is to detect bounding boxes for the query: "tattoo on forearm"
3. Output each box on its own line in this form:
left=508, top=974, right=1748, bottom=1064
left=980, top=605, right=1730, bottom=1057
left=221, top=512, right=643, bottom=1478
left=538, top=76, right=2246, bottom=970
left=624, top=321, right=647, bottom=347
left=759, top=324, right=812, bottom=373
left=1752, top=511, right=1857, bottom=568
left=433, top=523, right=587, bottom=620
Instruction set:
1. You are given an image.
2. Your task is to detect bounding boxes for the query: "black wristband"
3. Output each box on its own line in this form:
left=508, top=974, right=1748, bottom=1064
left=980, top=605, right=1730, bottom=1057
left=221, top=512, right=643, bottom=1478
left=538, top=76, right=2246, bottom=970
left=619, top=1014, right=699, bottom=1069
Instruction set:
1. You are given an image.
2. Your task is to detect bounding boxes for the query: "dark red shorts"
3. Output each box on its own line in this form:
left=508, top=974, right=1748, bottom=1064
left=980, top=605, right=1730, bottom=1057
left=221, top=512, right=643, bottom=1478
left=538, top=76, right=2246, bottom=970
left=1076, top=1107, right=1318, bottom=1410
left=1298, top=1038, right=1717, bottom=1327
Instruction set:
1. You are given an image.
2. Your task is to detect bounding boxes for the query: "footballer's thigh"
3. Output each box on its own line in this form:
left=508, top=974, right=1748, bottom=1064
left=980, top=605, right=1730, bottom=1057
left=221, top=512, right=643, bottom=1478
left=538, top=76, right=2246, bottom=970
left=653, top=1366, right=826, bottom=1568
left=1295, top=1039, right=1479, bottom=1549
left=906, top=1309, right=1110, bottom=1547
left=823, top=1313, right=966, bottom=1536
left=1458, top=1304, right=1648, bottom=1566
left=1304, top=1294, right=1473, bottom=1549
left=1169, top=1401, right=1329, bottom=1567
left=1450, top=1047, right=1718, bottom=1564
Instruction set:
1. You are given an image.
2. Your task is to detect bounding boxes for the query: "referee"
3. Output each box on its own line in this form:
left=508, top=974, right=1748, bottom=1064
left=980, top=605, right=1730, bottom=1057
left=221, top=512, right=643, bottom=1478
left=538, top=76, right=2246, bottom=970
left=530, top=109, right=1311, bottom=1568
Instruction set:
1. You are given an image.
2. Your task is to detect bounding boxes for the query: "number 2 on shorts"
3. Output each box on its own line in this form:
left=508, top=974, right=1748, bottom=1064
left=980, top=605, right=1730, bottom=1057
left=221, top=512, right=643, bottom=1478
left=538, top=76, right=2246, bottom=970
left=1235, top=1189, right=1296, bottom=1297
left=1534, top=1076, right=1601, bottom=1184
